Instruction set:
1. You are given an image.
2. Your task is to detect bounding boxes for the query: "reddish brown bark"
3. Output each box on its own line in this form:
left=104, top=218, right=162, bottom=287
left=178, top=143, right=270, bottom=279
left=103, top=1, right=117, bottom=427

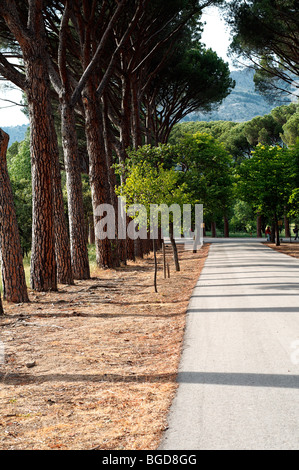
left=284, top=213, right=291, bottom=238
left=211, top=221, right=216, bottom=238
left=170, top=221, right=180, bottom=272
left=89, top=216, right=95, bottom=245
left=0, top=1, right=58, bottom=292
left=26, top=51, right=57, bottom=292
left=0, top=129, right=29, bottom=303
left=83, top=81, right=114, bottom=269
left=102, top=95, right=122, bottom=267
left=61, top=101, right=90, bottom=280
left=51, top=120, right=74, bottom=285
left=126, top=230, right=136, bottom=262
left=134, top=238, right=143, bottom=259
left=224, top=215, right=229, bottom=238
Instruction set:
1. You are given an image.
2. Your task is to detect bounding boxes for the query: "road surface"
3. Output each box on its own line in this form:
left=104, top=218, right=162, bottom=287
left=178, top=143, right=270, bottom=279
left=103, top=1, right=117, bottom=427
left=160, top=240, right=299, bottom=450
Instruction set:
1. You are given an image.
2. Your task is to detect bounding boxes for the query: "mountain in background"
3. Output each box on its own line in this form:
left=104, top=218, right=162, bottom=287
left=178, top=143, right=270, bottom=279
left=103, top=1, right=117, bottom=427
left=1, top=69, right=292, bottom=144
left=2, top=124, right=29, bottom=147
left=183, top=68, right=291, bottom=123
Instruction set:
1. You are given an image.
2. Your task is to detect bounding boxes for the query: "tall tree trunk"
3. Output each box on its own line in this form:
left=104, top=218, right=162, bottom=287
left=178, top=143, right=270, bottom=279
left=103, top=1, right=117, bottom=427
left=89, top=215, right=95, bottom=244
left=131, top=76, right=142, bottom=149
left=223, top=214, right=229, bottom=238
left=257, top=214, right=262, bottom=238
left=0, top=293, right=3, bottom=316
left=134, top=238, right=143, bottom=259
left=83, top=82, right=115, bottom=269
left=61, top=101, right=90, bottom=280
left=274, top=213, right=280, bottom=246
left=0, top=129, right=29, bottom=303
left=145, top=99, right=153, bottom=145
left=284, top=211, right=291, bottom=238
left=0, top=2, right=58, bottom=292
left=51, top=120, right=74, bottom=285
left=170, top=221, right=180, bottom=272
left=153, top=239, right=158, bottom=293
left=27, top=54, right=57, bottom=292
left=211, top=221, right=216, bottom=238
left=127, top=233, right=136, bottom=261
left=119, top=71, right=132, bottom=172
left=102, top=93, right=121, bottom=267
left=270, top=220, right=276, bottom=243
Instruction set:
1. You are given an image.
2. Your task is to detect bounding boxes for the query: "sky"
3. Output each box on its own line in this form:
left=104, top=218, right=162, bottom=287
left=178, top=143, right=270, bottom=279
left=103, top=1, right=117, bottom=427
left=201, top=6, right=232, bottom=67
left=0, top=6, right=232, bottom=128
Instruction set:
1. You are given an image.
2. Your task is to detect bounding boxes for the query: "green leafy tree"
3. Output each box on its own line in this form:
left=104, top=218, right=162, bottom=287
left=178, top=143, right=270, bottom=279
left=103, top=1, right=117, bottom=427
left=175, top=132, right=234, bottom=236
left=235, top=143, right=296, bottom=245
left=286, top=144, right=299, bottom=220
left=270, top=103, right=298, bottom=127
left=242, top=114, right=283, bottom=147
left=7, top=131, right=32, bottom=256
left=282, top=112, right=299, bottom=147
left=230, top=200, right=256, bottom=233
left=146, top=44, right=234, bottom=144
left=117, top=157, right=192, bottom=288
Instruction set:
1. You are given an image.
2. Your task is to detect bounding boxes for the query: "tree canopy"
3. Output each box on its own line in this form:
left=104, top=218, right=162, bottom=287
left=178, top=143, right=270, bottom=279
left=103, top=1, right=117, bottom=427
left=225, top=0, right=299, bottom=100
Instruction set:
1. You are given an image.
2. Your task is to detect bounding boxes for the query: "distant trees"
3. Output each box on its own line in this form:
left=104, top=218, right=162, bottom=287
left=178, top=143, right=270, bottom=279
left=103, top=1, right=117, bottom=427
left=170, top=102, right=299, bottom=162
left=119, top=134, right=234, bottom=239
left=235, top=144, right=297, bottom=245
left=169, top=101, right=299, bottom=238
left=175, top=132, right=234, bottom=237
left=145, top=44, right=234, bottom=144
left=282, top=114, right=299, bottom=147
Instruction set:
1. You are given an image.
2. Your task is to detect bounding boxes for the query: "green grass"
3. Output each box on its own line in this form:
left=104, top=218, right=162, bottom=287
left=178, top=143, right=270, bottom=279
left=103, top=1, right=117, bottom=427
left=205, top=230, right=292, bottom=239
left=87, top=244, right=98, bottom=273
left=0, top=245, right=99, bottom=294
left=205, top=231, right=261, bottom=238
left=23, top=253, right=31, bottom=286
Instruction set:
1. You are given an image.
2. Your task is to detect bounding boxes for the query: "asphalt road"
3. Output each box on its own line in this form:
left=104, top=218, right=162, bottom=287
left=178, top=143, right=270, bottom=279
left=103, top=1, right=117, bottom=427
left=160, top=240, right=299, bottom=450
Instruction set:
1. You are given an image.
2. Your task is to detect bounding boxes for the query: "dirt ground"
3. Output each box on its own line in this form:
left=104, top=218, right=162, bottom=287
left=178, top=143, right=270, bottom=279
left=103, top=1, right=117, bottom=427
left=265, top=241, right=299, bottom=260
left=0, top=243, right=210, bottom=450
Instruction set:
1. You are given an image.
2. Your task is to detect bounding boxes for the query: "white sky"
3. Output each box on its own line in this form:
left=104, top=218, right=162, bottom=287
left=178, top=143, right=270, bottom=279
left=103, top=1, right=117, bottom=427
left=0, top=6, right=232, bottom=128
left=0, top=85, right=29, bottom=127
left=201, top=6, right=233, bottom=66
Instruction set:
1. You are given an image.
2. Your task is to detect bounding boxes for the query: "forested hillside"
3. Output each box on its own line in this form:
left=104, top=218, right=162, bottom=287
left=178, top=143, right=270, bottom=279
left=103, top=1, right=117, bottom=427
left=3, top=69, right=285, bottom=146
left=183, top=68, right=290, bottom=123
left=2, top=124, right=29, bottom=147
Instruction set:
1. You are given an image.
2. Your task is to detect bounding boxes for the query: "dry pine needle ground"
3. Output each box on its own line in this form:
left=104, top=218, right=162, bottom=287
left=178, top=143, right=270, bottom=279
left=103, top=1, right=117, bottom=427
left=0, top=243, right=210, bottom=450
left=266, top=241, right=299, bottom=260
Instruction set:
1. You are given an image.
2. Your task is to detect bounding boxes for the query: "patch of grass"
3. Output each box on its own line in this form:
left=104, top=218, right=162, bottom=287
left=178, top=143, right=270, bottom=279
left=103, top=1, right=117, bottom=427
left=1, top=246, right=98, bottom=294
left=88, top=244, right=97, bottom=273
left=205, top=231, right=258, bottom=238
